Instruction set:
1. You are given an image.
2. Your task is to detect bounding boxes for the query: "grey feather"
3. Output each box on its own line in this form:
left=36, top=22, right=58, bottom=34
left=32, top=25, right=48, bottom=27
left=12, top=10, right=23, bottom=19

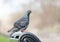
left=8, top=10, right=31, bottom=33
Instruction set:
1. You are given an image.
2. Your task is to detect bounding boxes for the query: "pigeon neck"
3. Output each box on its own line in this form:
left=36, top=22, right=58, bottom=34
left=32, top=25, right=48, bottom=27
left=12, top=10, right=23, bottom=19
left=28, top=14, right=30, bottom=21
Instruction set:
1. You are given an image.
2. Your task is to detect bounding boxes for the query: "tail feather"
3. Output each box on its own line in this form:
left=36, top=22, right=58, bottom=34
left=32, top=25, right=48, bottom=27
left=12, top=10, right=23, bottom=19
left=8, top=27, right=14, bottom=32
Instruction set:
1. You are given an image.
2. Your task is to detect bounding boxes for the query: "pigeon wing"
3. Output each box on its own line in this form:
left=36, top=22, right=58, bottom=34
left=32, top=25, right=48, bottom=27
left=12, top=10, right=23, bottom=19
left=14, top=17, right=29, bottom=28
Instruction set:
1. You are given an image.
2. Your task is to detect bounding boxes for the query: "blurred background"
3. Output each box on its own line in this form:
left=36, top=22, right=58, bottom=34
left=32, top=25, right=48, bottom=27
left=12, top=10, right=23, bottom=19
left=0, top=0, right=60, bottom=42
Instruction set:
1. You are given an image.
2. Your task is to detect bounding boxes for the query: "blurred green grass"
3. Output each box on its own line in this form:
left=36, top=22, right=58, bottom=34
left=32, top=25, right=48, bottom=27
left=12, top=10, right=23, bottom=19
left=0, top=35, right=9, bottom=42
left=0, top=35, right=18, bottom=42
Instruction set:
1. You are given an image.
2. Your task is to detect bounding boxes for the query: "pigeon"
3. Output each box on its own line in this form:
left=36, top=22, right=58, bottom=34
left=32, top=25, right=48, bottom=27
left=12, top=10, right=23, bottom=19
left=8, top=10, right=31, bottom=34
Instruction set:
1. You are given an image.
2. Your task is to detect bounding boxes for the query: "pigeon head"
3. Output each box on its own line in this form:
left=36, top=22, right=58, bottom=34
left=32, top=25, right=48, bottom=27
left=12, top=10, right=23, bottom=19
left=24, top=10, right=31, bottom=18
left=27, top=10, right=31, bottom=16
